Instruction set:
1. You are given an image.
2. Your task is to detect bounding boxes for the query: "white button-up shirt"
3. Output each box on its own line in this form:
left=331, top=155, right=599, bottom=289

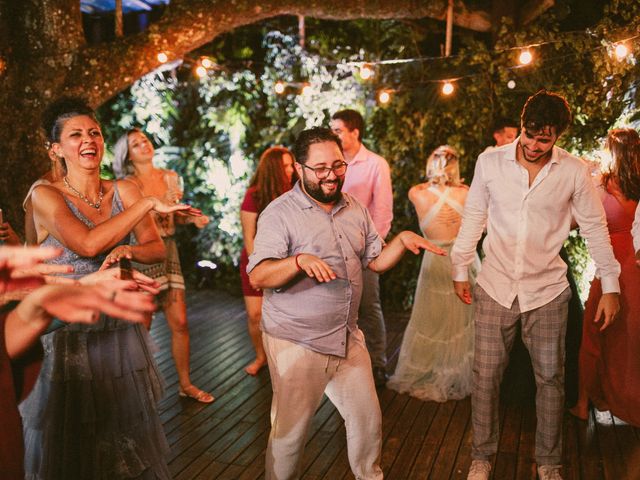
left=342, top=144, right=393, bottom=239
left=633, top=204, right=640, bottom=253
left=451, top=140, right=620, bottom=312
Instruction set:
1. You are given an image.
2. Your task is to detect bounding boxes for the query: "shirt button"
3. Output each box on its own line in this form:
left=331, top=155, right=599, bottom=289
left=341, top=342, right=345, bottom=345
left=344, top=257, right=348, bottom=261
left=339, top=235, right=342, bottom=238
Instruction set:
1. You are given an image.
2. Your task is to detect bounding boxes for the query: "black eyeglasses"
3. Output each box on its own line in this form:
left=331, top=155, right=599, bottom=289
left=301, top=161, right=348, bottom=179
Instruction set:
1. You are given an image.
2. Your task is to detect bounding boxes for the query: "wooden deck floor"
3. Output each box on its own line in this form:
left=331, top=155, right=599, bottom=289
left=150, top=290, right=640, bottom=480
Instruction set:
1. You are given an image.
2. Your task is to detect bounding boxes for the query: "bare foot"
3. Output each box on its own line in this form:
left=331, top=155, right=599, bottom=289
left=244, top=359, right=267, bottom=376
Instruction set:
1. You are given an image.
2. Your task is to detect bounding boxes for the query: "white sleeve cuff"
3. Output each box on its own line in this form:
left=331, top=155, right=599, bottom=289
left=600, top=276, right=620, bottom=294
left=452, top=265, right=469, bottom=282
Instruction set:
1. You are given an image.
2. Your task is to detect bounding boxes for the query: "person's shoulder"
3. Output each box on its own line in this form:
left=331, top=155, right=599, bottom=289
left=113, top=178, right=140, bottom=196
left=31, top=181, right=64, bottom=208
left=261, top=187, right=297, bottom=215
left=408, top=182, right=430, bottom=200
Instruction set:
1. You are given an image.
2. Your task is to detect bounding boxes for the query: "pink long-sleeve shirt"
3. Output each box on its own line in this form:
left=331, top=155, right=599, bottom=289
left=341, top=144, right=393, bottom=239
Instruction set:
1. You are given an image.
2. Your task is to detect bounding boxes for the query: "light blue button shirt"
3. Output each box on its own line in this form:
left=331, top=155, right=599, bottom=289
left=247, top=182, right=383, bottom=357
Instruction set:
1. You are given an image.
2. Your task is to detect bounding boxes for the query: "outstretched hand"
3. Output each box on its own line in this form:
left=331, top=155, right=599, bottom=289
left=99, top=245, right=132, bottom=270
left=399, top=231, right=447, bottom=256
left=148, top=197, right=202, bottom=216
left=80, top=267, right=161, bottom=295
left=0, top=246, right=64, bottom=293
left=296, top=254, right=337, bottom=283
left=32, top=283, right=156, bottom=325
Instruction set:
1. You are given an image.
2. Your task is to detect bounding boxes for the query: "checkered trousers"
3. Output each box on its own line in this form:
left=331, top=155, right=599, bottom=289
left=471, top=285, right=571, bottom=466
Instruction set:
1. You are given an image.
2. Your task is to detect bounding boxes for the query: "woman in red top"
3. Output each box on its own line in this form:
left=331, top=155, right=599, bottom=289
left=571, top=128, right=640, bottom=425
left=240, top=147, right=296, bottom=375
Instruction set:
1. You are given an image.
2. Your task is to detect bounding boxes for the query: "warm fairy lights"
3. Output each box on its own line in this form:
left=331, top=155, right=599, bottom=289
left=157, top=52, right=168, bottom=63
left=518, top=49, right=533, bottom=65
left=441, top=81, right=455, bottom=96
left=359, top=63, right=375, bottom=80
left=274, top=81, right=286, bottom=94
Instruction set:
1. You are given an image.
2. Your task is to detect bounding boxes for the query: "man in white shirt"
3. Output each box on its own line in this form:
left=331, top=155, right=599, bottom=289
left=451, top=90, right=620, bottom=480
left=330, top=109, right=393, bottom=387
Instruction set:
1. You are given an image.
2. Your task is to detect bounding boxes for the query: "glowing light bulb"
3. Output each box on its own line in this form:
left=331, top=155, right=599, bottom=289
left=441, top=81, right=454, bottom=96
left=614, top=43, right=629, bottom=61
left=157, top=52, right=168, bottom=63
left=519, top=49, right=533, bottom=65
left=359, top=64, right=374, bottom=80
left=274, top=81, right=286, bottom=94
left=301, top=83, right=312, bottom=96
left=507, top=80, right=516, bottom=89
left=377, top=90, right=392, bottom=104
left=201, top=57, right=214, bottom=69
left=195, top=65, right=207, bottom=78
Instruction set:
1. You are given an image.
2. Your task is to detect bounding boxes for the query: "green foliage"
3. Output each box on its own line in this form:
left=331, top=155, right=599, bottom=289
left=99, top=6, right=639, bottom=308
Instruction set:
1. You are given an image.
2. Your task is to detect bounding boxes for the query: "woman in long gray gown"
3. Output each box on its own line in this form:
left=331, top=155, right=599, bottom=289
left=388, top=146, right=479, bottom=402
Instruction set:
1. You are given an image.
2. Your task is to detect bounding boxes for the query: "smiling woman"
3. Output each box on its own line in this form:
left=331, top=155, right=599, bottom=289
left=19, top=96, right=201, bottom=480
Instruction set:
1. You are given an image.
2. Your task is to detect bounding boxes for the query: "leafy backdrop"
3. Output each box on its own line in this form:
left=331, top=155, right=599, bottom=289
left=99, top=6, right=640, bottom=309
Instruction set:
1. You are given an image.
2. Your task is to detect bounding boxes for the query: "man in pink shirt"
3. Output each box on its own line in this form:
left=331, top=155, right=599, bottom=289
left=331, top=109, right=393, bottom=387
left=452, top=90, right=620, bottom=480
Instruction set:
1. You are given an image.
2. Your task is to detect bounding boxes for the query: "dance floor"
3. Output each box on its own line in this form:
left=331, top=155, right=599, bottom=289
left=151, top=290, right=640, bottom=480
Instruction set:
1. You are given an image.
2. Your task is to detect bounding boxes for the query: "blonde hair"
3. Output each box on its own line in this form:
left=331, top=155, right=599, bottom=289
left=112, top=128, right=142, bottom=179
left=426, top=145, right=461, bottom=186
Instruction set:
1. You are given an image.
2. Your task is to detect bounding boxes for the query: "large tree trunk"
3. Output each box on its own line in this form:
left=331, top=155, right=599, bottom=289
left=0, top=0, right=494, bottom=231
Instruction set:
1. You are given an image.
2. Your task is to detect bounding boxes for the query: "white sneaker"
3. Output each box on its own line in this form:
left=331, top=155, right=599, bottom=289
left=467, top=459, right=491, bottom=480
left=538, top=465, right=563, bottom=480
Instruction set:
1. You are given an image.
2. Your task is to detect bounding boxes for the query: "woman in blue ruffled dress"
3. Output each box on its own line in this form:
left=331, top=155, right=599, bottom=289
left=388, top=146, right=479, bottom=402
left=20, top=97, right=199, bottom=479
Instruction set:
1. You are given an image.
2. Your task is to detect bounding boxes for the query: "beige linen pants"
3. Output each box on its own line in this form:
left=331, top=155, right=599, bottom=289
left=263, top=329, right=383, bottom=480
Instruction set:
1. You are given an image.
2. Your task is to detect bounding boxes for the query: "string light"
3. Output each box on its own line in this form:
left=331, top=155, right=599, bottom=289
left=518, top=49, right=533, bottom=65
left=201, top=57, right=214, bottom=69
left=195, top=65, right=207, bottom=78
left=301, top=83, right=313, bottom=96
left=359, top=63, right=375, bottom=80
left=377, top=89, right=392, bottom=104
left=441, top=81, right=455, bottom=96
left=614, top=43, right=629, bottom=60
left=507, top=79, right=516, bottom=89
left=157, top=52, right=168, bottom=63
left=274, top=81, right=286, bottom=94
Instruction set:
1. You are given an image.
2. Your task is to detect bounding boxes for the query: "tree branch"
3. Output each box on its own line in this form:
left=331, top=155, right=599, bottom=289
left=65, top=0, right=492, bottom=106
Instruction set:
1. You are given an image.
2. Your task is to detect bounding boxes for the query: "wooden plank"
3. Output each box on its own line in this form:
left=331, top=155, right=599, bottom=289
left=148, top=291, right=640, bottom=479
left=430, top=399, right=472, bottom=479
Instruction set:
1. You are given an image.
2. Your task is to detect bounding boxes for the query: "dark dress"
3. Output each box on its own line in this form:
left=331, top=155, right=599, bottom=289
left=240, top=186, right=263, bottom=297
left=19, top=183, right=171, bottom=479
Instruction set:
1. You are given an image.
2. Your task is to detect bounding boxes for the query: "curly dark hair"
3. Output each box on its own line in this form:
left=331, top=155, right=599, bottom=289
left=520, top=90, right=572, bottom=136
left=292, top=127, right=342, bottom=165
left=602, top=128, right=640, bottom=201
left=41, top=96, right=97, bottom=143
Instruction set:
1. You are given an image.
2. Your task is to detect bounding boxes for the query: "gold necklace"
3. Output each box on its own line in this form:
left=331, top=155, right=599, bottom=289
left=63, top=176, right=104, bottom=209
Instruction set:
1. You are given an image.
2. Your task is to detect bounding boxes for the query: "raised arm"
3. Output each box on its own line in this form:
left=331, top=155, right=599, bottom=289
left=32, top=182, right=189, bottom=258
left=368, top=231, right=445, bottom=274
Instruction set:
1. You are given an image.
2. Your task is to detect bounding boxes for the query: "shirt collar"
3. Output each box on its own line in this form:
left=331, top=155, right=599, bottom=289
left=348, top=144, right=368, bottom=165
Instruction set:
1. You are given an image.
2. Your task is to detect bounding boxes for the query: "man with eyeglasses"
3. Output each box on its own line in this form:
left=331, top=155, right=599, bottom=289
left=248, top=127, right=445, bottom=480
left=330, top=109, right=393, bottom=388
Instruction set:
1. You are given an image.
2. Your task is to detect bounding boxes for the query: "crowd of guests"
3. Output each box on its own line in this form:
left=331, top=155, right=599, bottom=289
left=1, top=89, right=639, bottom=480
